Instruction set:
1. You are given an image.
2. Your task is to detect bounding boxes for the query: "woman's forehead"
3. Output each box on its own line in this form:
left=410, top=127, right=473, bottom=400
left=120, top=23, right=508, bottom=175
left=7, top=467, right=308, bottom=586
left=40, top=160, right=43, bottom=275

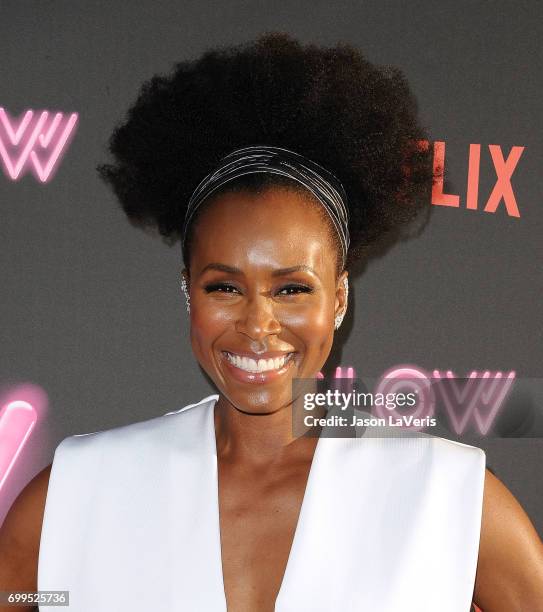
left=192, top=189, right=334, bottom=254
left=190, top=188, right=335, bottom=275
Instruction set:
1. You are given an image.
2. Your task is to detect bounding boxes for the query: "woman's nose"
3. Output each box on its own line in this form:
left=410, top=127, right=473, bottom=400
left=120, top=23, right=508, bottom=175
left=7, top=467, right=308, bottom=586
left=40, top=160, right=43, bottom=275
left=235, top=294, right=282, bottom=340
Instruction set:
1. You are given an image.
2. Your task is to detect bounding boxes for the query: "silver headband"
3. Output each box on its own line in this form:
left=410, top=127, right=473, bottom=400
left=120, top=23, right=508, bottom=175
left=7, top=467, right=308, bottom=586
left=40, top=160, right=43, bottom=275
left=181, top=145, right=350, bottom=268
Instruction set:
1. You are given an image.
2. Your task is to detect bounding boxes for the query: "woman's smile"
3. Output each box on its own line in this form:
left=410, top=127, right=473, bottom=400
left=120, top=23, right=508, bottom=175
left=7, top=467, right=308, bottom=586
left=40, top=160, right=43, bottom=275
left=220, top=349, right=298, bottom=384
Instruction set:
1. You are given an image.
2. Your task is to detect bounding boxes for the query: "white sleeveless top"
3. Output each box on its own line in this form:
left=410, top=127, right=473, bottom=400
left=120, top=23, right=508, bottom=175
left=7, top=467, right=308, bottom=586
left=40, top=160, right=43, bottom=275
left=38, top=394, right=486, bottom=611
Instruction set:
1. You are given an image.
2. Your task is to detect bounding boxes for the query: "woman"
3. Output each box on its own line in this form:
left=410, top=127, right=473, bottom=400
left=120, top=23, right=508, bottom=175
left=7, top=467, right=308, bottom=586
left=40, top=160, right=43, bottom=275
left=1, top=33, right=542, bottom=612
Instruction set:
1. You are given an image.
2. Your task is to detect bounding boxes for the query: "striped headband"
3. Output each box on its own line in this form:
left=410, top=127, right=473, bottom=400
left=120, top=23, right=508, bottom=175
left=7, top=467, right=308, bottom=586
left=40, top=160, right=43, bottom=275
left=181, top=145, right=350, bottom=268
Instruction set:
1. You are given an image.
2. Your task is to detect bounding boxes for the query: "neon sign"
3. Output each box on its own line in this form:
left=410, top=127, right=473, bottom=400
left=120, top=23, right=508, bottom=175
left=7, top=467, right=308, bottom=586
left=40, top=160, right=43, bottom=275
left=0, top=107, right=78, bottom=182
left=316, top=365, right=516, bottom=435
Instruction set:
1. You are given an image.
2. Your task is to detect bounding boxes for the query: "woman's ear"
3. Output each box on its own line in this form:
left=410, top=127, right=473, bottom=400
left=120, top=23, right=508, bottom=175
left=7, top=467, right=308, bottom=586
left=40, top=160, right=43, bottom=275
left=334, top=271, right=349, bottom=321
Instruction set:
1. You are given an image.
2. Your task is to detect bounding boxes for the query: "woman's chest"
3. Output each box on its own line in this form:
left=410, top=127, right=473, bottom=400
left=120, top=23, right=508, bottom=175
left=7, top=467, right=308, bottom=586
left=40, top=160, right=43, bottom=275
left=217, top=462, right=311, bottom=612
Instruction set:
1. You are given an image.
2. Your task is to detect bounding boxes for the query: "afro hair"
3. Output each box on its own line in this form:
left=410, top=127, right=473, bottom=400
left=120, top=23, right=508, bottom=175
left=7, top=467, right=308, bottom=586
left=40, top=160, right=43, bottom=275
left=97, top=32, right=436, bottom=274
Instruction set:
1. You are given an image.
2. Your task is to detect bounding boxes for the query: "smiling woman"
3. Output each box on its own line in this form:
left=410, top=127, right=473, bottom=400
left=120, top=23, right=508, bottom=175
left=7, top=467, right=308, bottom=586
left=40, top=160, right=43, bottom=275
left=185, top=185, right=344, bottom=412
left=2, top=32, right=542, bottom=612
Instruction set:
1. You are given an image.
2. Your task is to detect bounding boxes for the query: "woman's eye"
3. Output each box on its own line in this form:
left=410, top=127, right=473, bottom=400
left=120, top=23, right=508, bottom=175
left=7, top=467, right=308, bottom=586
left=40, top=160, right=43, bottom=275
left=204, top=283, right=240, bottom=294
left=277, top=284, right=313, bottom=296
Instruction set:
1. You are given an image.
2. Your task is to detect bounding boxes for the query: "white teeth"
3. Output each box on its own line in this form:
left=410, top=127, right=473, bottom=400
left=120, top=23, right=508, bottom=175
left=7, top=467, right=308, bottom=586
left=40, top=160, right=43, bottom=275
left=225, top=352, right=293, bottom=373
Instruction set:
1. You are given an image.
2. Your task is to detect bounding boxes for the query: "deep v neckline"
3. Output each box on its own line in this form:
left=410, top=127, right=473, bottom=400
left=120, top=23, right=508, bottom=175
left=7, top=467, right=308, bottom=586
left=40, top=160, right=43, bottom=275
left=209, top=399, right=324, bottom=611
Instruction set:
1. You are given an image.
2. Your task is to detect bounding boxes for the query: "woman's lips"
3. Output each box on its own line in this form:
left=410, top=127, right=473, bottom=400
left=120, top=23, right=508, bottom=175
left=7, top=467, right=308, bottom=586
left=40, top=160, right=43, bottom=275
left=220, top=351, right=296, bottom=384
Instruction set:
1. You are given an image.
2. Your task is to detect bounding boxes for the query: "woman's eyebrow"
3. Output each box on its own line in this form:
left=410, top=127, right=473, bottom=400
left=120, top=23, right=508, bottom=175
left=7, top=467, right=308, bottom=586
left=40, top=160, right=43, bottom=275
left=271, top=265, right=320, bottom=279
left=199, top=263, right=320, bottom=279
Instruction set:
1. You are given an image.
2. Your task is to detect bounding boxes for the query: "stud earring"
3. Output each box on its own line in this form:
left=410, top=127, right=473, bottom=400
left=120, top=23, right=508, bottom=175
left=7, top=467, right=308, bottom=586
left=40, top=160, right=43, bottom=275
left=334, top=276, right=349, bottom=330
left=181, top=274, right=190, bottom=314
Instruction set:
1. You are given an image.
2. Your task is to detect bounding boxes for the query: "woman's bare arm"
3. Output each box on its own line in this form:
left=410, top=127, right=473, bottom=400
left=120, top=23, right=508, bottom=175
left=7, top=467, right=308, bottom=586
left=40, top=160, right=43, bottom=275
left=473, top=468, right=543, bottom=611
left=0, top=465, right=51, bottom=612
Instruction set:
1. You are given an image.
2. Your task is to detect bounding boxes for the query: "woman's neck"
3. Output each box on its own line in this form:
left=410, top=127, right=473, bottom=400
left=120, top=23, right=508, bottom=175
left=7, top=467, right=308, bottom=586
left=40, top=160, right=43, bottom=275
left=214, top=395, right=317, bottom=470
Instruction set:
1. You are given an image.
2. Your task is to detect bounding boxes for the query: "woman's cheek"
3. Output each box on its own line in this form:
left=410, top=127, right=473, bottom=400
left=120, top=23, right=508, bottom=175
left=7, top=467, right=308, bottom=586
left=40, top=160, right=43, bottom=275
left=285, top=303, right=331, bottom=336
left=288, top=306, right=334, bottom=369
left=192, top=300, right=233, bottom=331
left=189, top=304, right=225, bottom=362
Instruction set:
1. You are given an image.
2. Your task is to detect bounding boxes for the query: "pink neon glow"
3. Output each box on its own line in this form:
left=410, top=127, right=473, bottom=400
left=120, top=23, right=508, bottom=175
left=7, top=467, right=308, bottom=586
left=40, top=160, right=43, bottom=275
left=373, top=365, right=435, bottom=430
left=334, top=366, right=355, bottom=379
left=0, top=384, right=48, bottom=495
left=354, top=364, right=515, bottom=434
left=0, top=107, right=78, bottom=182
left=0, top=401, right=37, bottom=493
left=433, top=369, right=516, bottom=435
left=315, top=366, right=356, bottom=380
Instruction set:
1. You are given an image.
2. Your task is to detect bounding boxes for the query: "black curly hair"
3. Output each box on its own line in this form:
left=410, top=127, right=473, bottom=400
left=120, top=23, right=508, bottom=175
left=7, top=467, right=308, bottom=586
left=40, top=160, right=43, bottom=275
left=97, top=32, right=436, bottom=276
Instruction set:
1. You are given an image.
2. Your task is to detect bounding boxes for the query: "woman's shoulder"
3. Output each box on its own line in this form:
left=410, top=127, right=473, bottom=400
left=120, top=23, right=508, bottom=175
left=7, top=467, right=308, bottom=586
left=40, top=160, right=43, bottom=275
left=474, top=467, right=543, bottom=610
left=0, top=463, right=52, bottom=598
left=55, top=393, right=219, bottom=455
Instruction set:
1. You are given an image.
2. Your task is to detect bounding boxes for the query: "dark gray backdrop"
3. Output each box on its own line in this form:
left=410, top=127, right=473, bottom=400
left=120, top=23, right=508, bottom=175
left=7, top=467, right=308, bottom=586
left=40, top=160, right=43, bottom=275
left=1, top=0, right=542, bottom=536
